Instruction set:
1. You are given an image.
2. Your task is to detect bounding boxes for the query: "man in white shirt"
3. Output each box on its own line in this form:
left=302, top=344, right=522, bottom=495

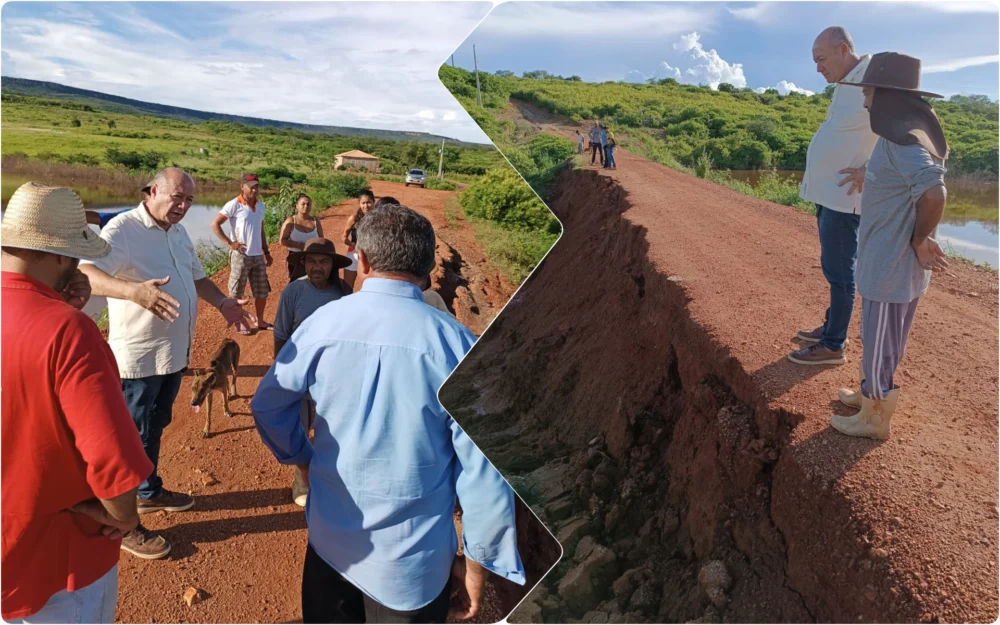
left=80, top=168, right=253, bottom=559
left=789, top=27, right=878, bottom=367
left=211, top=173, right=273, bottom=335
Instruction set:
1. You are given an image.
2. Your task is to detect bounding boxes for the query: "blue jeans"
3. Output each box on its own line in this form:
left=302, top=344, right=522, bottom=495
left=8, top=565, right=117, bottom=623
left=122, top=371, right=184, bottom=500
left=816, top=204, right=860, bottom=351
left=606, top=146, right=617, bottom=169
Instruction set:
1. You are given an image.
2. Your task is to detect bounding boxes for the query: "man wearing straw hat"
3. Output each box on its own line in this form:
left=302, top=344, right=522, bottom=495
left=2, top=183, right=153, bottom=623
left=830, top=52, right=950, bottom=440
left=79, top=167, right=254, bottom=559
left=272, top=237, right=353, bottom=507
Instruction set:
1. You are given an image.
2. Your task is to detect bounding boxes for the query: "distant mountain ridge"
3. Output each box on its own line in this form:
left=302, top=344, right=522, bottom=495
left=1, top=76, right=485, bottom=146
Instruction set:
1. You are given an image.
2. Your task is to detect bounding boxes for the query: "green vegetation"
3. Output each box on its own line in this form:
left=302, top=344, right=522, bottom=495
left=1, top=92, right=504, bottom=181
left=458, top=167, right=560, bottom=283
left=2, top=77, right=475, bottom=146
left=425, top=178, right=457, bottom=191
left=439, top=66, right=998, bottom=177
left=3, top=85, right=559, bottom=284
left=196, top=245, right=231, bottom=277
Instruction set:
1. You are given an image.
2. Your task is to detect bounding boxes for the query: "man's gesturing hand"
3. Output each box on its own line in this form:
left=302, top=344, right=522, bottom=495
left=220, top=297, right=256, bottom=333
left=131, top=276, right=181, bottom=322
left=448, top=555, right=487, bottom=621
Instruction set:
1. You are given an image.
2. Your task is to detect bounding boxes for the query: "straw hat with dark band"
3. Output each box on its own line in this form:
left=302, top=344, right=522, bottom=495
left=1, top=182, right=110, bottom=260
left=288, top=237, right=353, bottom=269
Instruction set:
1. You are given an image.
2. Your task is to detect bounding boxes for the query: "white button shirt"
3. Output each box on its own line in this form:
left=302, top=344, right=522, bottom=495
left=800, top=55, right=879, bottom=214
left=84, top=204, right=206, bottom=379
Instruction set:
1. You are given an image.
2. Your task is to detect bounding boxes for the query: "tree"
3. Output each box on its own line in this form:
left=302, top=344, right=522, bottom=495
left=495, top=70, right=514, bottom=78
left=107, top=119, right=116, bottom=129
left=717, top=83, right=737, bottom=93
left=824, top=85, right=836, bottom=99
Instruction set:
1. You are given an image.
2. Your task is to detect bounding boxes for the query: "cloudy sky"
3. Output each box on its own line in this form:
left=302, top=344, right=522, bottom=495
left=1, top=1, right=494, bottom=142
left=454, top=1, right=999, bottom=99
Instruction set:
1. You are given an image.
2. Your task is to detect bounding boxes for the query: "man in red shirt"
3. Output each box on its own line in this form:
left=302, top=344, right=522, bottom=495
left=1, top=183, right=153, bottom=623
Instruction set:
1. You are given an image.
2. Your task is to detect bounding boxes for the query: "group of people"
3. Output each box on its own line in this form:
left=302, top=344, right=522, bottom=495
left=790, top=28, right=950, bottom=441
left=2, top=168, right=525, bottom=623
left=578, top=121, right=617, bottom=170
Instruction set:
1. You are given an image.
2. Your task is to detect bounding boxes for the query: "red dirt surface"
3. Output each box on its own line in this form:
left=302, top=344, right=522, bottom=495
left=439, top=103, right=998, bottom=623
left=112, top=181, right=547, bottom=624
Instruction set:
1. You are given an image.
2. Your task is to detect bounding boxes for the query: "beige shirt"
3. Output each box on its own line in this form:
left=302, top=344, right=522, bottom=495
left=84, top=204, right=206, bottom=379
left=423, top=289, right=451, bottom=314
left=800, top=55, right=879, bottom=214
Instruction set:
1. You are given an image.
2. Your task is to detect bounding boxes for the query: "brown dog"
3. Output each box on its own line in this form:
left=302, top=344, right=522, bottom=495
left=190, top=339, right=241, bottom=438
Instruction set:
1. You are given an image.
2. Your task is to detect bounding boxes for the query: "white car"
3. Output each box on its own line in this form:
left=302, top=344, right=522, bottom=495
left=405, top=169, right=426, bottom=187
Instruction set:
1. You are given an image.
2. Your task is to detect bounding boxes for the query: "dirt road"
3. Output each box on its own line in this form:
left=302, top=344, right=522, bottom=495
left=441, top=102, right=998, bottom=622
left=113, top=181, right=527, bottom=623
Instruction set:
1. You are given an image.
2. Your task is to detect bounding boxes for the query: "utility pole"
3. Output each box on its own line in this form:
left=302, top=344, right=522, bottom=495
left=473, top=44, right=482, bottom=107
left=451, top=54, right=455, bottom=67
left=438, top=138, right=445, bottom=180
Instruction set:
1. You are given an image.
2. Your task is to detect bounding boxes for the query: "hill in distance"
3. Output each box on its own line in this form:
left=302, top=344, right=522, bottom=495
left=1, top=76, right=486, bottom=147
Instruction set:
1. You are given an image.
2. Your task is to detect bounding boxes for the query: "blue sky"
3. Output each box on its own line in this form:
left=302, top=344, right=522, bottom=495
left=452, top=1, right=1000, bottom=99
left=1, top=1, right=494, bottom=142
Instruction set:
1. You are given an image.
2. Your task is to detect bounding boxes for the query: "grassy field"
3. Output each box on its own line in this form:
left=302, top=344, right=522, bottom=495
left=1, top=93, right=505, bottom=181
left=3, top=90, right=559, bottom=285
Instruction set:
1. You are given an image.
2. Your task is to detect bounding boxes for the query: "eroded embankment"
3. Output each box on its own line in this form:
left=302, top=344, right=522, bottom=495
left=440, top=167, right=931, bottom=623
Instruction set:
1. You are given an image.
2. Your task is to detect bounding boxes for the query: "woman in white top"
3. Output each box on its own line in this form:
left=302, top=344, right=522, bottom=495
left=280, top=194, right=324, bottom=281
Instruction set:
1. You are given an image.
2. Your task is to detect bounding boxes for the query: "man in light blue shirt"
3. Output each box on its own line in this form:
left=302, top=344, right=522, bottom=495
left=251, top=203, right=525, bottom=623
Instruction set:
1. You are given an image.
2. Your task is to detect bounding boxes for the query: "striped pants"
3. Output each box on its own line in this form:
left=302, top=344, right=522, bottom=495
left=860, top=297, right=920, bottom=400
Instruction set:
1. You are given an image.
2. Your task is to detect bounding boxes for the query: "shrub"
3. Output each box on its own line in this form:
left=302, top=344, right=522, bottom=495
left=105, top=147, right=163, bottom=171
left=426, top=179, right=457, bottom=191
left=71, top=118, right=81, bottom=127
left=459, top=167, right=557, bottom=232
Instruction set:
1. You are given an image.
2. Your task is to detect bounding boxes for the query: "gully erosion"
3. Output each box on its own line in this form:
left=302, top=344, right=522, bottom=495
left=440, top=165, right=999, bottom=624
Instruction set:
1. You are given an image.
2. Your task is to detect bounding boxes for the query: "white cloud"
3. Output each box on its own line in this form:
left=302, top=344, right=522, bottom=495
left=624, top=69, right=649, bottom=84
left=727, top=3, right=777, bottom=24
left=0, top=2, right=495, bottom=143
left=477, top=2, right=716, bottom=38
left=775, top=80, right=815, bottom=96
left=924, top=54, right=1000, bottom=73
left=754, top=81, right=816, bottom=96
left=672, top=32, right=747, bottom=89
left=442, top=111, right=458, bottom=121
left=622, top=32, right=745, bottom=89
left=909, top=0, right=998, bottom=13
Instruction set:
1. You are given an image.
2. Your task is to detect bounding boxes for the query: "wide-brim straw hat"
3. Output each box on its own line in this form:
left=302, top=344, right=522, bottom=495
left=1, top=182, right=110, bottom=260
left=288, top=237, right=352, bottom=270
left=838, top=51, right=943, bottom=99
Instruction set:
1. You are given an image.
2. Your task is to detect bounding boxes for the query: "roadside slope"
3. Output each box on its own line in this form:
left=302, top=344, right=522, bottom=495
left=442, top=107, right=999, bottom=622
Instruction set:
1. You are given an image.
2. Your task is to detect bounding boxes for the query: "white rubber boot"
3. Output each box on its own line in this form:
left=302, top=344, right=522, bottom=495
left=838, top=358, right=866, bottom=409
left=831, top=387, right=900, bottom=440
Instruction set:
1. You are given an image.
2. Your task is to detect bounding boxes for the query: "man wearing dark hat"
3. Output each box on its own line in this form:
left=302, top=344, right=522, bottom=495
left=273, top=238, right=353, bottom=506
left=212, top=173, right=273, bottom=334
left=831, top=52, right=950, bottom=440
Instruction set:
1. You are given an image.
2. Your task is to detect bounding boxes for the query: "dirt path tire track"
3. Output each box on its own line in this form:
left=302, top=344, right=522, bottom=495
left=113, top=181, right=520, bottom=624
left=444, top=102, right=998, bottom=622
